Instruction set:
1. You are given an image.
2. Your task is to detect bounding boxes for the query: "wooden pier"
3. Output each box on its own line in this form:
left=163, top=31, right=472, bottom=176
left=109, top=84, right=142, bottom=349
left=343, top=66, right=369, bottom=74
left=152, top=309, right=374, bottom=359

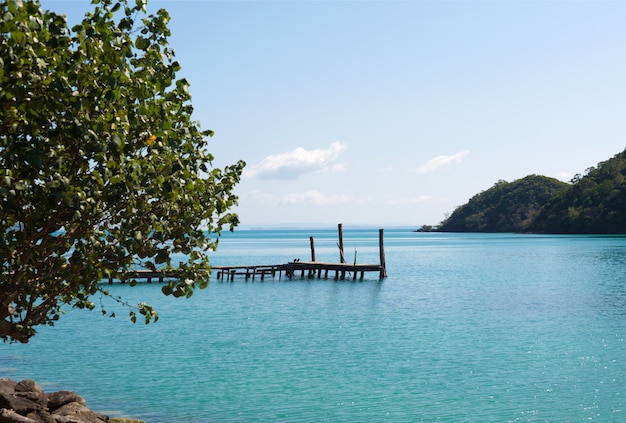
left=107, top=225, right=387, bottom=283
left=212, top=224, right=387, bottom=281
left=107, top=270, right=178, bottom=284
left=212, top=260, right=385, bottom=281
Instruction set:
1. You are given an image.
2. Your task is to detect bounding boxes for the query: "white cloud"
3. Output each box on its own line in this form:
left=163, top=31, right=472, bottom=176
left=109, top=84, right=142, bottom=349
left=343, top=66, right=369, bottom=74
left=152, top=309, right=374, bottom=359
left=246, top=141, right=347, bottom=179
left=415, top=150, right=470, bottom=174
left=246, top=189, right=358, bottom=206
left=558, top=171, right=573, bottom=182
left=281, top=190, right=353, bottom=206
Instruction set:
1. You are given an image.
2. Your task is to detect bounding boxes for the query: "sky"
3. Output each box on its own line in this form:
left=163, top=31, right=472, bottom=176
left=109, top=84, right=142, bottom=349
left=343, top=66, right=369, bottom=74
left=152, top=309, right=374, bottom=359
left=42, top=0, right=626, bottom=228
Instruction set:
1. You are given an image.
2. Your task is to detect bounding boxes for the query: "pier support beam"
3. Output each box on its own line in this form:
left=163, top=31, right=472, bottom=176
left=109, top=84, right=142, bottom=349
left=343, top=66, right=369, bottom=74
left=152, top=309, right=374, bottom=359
left=338, top=223, right=345, bottom=263
left=379, top=228, right=387, bottom=278
left=310, top=236, right=316, bottom=262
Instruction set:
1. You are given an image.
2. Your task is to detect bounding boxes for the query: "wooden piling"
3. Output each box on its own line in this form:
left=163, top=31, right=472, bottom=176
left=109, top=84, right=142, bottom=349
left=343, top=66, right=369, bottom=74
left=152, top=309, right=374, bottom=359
left=310, top=236, right=316, bottom=262
left=379, top=228, right=387, bottom=278
left=338, top=223, right=345, bottom=263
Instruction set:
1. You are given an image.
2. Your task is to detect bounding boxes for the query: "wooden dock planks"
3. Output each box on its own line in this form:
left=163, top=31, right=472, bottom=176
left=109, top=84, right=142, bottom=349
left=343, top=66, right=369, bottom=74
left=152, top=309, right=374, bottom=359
left=212, top=261, right=385, bottom=281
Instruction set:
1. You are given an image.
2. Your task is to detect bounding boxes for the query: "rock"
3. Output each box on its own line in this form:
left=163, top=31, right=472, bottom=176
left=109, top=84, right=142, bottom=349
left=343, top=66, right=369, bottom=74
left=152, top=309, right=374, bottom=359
left=0, top=407, right=38, bottom=423
left=47, top=402, right=106, bottom=423
left=14, top=381, right=47, bottom=409
left=0, top=379, right=130, bottom=423
left=46, top=393, right=85, bottom=412
left=24, top=410, right=53, bottom=423
left=0, top=391, right=40, bottom=416
left=0, top=380, right=45, bottom=418
left=0, top=380, right=18, bottom=396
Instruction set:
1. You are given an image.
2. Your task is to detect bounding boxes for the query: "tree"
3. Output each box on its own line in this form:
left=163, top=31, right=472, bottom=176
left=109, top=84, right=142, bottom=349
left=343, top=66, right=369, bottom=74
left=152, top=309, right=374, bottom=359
left=437, top=175, right=569, bottom=232
left=0, top=0, right=245, bottom=342
left=530, top=149, right=626, bottom=234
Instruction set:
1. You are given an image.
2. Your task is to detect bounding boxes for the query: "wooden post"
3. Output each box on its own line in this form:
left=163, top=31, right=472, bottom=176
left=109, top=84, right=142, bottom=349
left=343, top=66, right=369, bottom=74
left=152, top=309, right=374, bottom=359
left=338, top=223, right=345, bottom=263
left=379, top=228, right=387, bottom=278
left=310, top=236, right=316, bottom=262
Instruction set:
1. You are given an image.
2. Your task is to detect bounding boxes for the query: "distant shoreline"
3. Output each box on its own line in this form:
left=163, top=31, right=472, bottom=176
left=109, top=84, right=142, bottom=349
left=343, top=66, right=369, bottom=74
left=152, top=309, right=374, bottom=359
left=236, top=224, right=419, bottom=231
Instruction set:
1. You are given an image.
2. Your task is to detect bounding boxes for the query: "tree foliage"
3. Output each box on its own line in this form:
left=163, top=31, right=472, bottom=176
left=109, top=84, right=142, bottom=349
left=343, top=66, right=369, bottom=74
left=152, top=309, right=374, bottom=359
left=0, top=0, right=245, bottom=342
left=437, top=175, right=568, bottom=232
left=436, top=148, right=626, bottom=234
left=529, top=149, right=626, bottom=233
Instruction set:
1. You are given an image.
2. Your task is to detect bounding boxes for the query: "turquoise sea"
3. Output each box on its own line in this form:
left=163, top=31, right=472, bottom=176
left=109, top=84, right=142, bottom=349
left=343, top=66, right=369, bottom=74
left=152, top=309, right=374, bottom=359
left=2, top=229, right=626, bottom=422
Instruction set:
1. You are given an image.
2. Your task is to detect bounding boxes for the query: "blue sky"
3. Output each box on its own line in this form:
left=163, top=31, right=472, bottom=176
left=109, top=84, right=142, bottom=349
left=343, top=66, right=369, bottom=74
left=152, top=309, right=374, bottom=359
left=43, top=1, right=626, bottom=228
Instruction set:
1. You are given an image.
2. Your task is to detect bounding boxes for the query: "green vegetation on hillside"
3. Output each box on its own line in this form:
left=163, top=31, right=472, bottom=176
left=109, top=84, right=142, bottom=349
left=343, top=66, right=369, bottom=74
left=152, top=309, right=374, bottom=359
left=529, top=150, right=626, bottom=233
left=437, top=175, right=569, bottom=232
left=435, top=148, right=626, bottom=234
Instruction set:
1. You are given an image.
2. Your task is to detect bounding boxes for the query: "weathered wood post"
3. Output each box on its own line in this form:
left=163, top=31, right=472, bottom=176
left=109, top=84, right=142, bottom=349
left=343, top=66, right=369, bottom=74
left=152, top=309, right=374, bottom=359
left=338, top=223, right=346, bottom=263
left=379, top=228, right=387, bottom=278
left=310, top=236, right=316, bottom=262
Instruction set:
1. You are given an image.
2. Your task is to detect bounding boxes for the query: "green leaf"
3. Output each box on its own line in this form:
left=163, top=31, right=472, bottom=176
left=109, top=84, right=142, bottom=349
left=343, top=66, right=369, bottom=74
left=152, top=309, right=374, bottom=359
left=135, top=0, right=147, bottom=12
left=110, top=134, right=123, bottom=152
left=135, top=36, right=150, bottom=50
left=155, top=248, right=169, bottom=264
left=161, top=284, right=172, bottom=296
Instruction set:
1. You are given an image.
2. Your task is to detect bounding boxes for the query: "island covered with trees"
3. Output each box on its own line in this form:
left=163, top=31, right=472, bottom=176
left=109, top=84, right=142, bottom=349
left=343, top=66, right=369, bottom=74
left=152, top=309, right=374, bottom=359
left=433, top=148, right=626, bottom=234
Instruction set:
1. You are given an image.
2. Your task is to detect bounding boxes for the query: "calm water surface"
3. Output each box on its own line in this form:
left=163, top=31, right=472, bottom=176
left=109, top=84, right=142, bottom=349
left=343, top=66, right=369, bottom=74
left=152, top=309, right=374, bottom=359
left=2, top=230, right=625, bottom=422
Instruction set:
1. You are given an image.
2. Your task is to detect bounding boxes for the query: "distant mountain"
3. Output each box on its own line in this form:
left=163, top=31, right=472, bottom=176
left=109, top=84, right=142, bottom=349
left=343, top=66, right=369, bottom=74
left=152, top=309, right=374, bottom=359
left=529, top=149, right=626, bottom=233
left=435, top=148, right=626, bottom=234
left=437, top=175, right=569, bottom=232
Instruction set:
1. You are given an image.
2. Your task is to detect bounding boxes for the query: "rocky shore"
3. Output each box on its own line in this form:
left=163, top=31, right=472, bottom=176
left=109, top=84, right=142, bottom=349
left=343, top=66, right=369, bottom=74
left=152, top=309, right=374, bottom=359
left=0, top=379, right=144, bottom=423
